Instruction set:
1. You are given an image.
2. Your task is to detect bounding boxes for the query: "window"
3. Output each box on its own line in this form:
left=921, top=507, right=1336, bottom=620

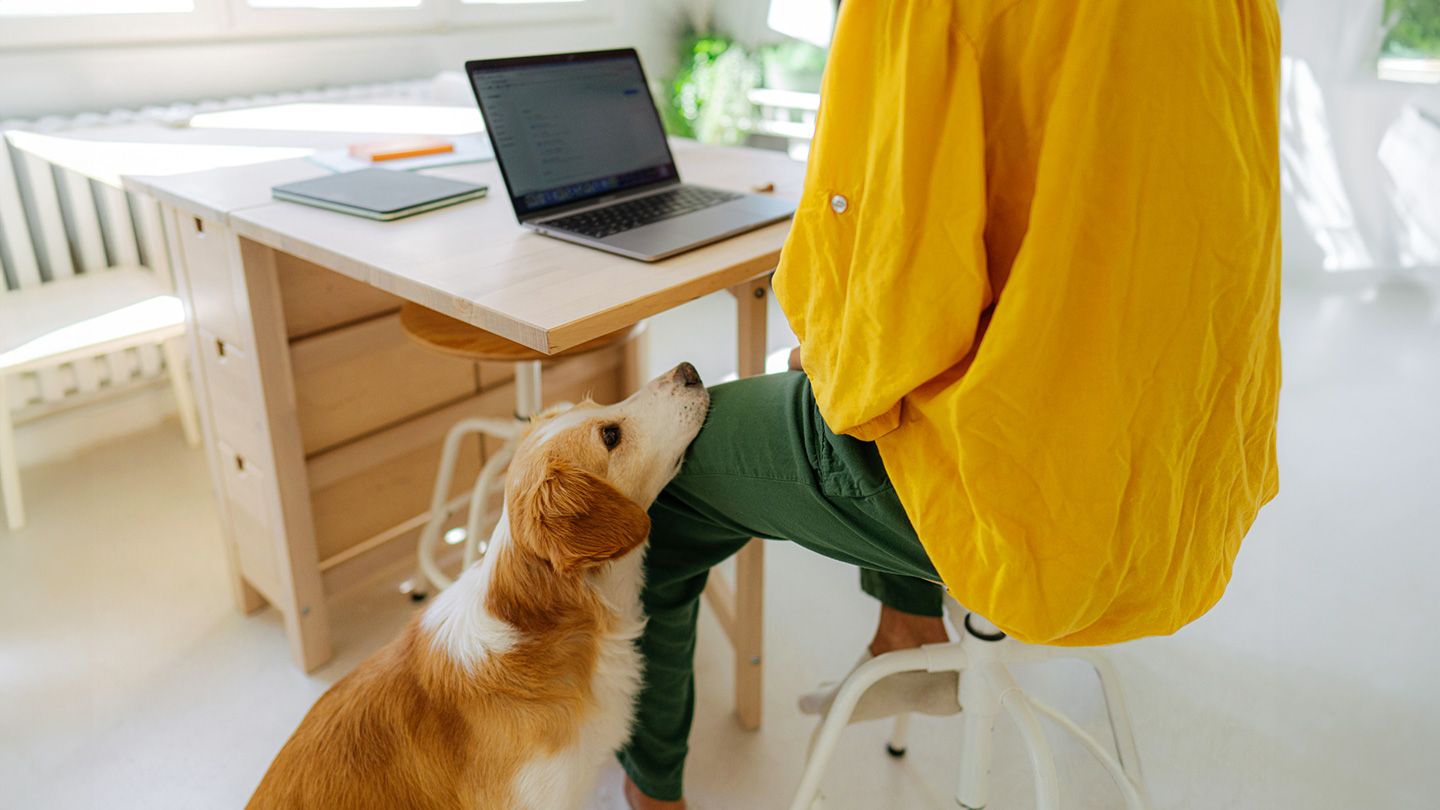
left=1380, top=0, right=1440, bottom=83
left=0, top=0, right=220, bottom=48
left=0, top=0, right=608, bottom=50
left=245, top=0, right=420, bottom=7
left=447, top=0, right=606, bottom=27
left=0, top=0, right=192, bottom=15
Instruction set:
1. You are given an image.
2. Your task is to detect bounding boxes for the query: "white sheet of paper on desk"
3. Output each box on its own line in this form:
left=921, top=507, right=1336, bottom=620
left=308, top=134, right=493, bottom=173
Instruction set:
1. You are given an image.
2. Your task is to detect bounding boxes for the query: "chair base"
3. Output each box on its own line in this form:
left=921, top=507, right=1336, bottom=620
left=400, top=304, right=644, bottom=593
left=409, top=361, right=540, bottom=595
left=790, top=598, right=1150, bottom=810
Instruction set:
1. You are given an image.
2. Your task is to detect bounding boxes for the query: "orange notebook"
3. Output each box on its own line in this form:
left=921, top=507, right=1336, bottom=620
left=347, top=136, right=455, bottom=163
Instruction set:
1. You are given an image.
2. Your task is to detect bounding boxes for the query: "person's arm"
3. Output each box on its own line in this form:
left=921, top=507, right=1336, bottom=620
left=772, top=0, right=990, bottom=441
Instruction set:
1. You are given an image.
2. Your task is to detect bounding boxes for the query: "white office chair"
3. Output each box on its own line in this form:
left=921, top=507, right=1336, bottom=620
left=791, top=595, right=1150, bottom=810
left=397, top=301, right=643, bottom=595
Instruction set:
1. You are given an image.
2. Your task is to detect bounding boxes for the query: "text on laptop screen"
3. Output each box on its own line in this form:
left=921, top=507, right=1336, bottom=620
left=471, top=53, right=677, bottom=217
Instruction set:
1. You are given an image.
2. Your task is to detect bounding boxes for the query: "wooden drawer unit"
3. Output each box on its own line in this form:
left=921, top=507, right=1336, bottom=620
left=197, top=328, right=267, bottom=463
left=305, top=343, right=627, bottom=563
left=276, top=252, right=400, bottom=340
left=176, top=214, right=246, bottom=348
left=308, top=415, right=483, bottom=563
left=217, top=440, right=282, bottom=603
left=289, top=314, right=479, bottom=456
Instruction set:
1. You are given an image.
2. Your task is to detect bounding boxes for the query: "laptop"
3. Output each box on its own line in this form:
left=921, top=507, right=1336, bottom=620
left=466, top=49, right=796, bottom=262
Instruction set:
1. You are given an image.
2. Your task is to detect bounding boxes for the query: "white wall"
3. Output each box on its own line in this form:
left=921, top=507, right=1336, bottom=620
left=0, top=2, right=689, bottom=120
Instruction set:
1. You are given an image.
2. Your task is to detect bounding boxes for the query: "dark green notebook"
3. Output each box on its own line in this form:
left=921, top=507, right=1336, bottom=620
left=272, top=168, right=488, bottom=221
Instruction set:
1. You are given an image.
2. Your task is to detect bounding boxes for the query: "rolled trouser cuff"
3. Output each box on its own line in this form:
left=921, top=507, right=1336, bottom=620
left=618, top=747, right=685, bottom=803
left=860, top=568, right=944, bottom=617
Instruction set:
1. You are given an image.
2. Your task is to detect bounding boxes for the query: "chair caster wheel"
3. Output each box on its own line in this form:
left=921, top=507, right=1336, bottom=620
left=400, top=578, right=429, bottom=602
left=885, top=744, right=907, bottom=758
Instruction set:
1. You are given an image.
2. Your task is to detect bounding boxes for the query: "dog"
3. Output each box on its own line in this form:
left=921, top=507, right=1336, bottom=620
left=247, top=362, right=709, bottom=810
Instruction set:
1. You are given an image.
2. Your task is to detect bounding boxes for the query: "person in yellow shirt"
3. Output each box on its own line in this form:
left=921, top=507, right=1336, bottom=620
left=621, top=0, right=1281, bottom=806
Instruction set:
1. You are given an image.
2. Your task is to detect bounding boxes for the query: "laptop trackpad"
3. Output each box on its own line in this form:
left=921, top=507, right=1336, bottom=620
left=602, top=199, right=789, bottom=258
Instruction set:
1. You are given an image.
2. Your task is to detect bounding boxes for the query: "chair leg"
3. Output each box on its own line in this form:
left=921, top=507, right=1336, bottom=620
left=886, top=713, right=911, bottom=758
left=1000, top=688, right=1061, bottom=810
left=463, top=441, right=513, bottom=569
left=413, top=417, right=524, bottom=595
left=162, top=338, right=201, bottom=448
left=1077, top=652, right=1149, bottom=804
left=956, top=664, right=999, bottom=810
left=0, top=375, right=24, bottom=531
left=789, top=648, right=936, bottom=810
left=413, top=420, right=489, bottom=594
left=1028, top=696, right=1149, bottom=810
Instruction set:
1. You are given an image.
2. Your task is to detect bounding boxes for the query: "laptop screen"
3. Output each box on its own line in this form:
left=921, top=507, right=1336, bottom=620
left=468, top=50, right=679, bottom=219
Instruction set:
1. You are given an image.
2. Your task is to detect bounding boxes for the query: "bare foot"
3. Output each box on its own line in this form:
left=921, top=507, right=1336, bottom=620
left=868, top=604, right=949, bottom=655
left=623, top=775, right=686, bottom=810
left=797, top=604, right=959, bottom=721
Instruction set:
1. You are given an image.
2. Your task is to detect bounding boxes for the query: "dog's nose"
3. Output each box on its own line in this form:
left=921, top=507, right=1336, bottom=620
left=674, top=362, right=702, bottom=387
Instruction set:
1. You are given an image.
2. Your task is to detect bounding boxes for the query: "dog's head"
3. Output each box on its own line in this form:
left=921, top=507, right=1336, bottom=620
left=505, top=363, right=709, bottom=575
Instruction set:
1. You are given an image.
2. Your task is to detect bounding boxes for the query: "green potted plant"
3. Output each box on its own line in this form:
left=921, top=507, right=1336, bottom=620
left=661, top=32, right=761, bottom=145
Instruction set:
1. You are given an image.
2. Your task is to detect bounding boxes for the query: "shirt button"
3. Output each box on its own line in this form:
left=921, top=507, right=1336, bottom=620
left=830, top=193, right=849, bottom=214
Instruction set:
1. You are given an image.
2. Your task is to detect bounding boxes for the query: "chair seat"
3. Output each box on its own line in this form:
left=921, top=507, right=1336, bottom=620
left=399, top=302, right=641, bottom=363
left=0, top=267, right=184, bottom=373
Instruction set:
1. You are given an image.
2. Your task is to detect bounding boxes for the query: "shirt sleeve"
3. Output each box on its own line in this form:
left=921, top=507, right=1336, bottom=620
left=772, top=0, right=991, bottom=441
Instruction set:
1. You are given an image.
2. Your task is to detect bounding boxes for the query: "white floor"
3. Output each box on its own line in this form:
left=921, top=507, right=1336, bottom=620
left=3, top=276, right=1438, bottom=809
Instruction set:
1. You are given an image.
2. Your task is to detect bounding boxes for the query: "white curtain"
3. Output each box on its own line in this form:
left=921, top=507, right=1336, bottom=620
left=1281, top=0, right=1440, bottom=276
left=726, top=0, right=1440, bottom=276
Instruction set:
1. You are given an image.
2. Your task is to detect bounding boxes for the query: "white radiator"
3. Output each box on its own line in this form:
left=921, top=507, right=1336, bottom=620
left=0, top=79, right=430, bottom=418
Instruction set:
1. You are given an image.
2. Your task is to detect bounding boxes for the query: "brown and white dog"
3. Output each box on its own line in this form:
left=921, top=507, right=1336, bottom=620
left=247, top=363, right=709, bottom=810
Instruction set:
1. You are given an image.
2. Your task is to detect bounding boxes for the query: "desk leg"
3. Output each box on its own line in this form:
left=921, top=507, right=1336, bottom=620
left=237, top=238, right=332, bottom=672
left=729, top=277, right=769, bottom=731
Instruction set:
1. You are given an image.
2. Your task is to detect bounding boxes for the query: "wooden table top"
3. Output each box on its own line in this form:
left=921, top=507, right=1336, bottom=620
left=222, top=142, right=806, bottom=353
left=27, top=96, right=806, bottom=355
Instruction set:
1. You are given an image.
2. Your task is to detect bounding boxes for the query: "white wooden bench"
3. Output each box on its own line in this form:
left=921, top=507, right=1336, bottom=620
left=0, top=127, right=200, bottom=531
left=0, top=79, right=441, bottom=532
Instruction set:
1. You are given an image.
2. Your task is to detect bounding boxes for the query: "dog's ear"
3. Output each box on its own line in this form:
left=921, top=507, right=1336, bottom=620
left=512, top=458, right=651, bottom=574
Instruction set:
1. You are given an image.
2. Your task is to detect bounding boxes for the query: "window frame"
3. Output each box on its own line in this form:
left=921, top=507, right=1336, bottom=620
left=228, top=0, right=439, bottom=40
left=1378, top=0, right=1440, bottom=84
left=440, top=0, right=611, bottom=28
left=0, top=0, right=226, bottom=50
left=0, top=0, right=612, bottom=52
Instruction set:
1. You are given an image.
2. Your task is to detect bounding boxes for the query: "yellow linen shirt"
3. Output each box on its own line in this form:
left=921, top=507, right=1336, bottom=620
left=773, top=0, right=1282, bottom=645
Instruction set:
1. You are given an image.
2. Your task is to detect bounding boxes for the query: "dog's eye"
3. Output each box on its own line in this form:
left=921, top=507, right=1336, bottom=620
left=600, top=424, right=622, bottom=450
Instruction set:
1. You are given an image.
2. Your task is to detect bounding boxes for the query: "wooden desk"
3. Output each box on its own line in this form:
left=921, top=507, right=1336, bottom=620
left=126, top=140, right=804, bottom=730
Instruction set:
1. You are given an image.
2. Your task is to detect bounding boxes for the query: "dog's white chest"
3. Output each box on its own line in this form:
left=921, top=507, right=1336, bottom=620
left=512, top=554, right=647, bottom=810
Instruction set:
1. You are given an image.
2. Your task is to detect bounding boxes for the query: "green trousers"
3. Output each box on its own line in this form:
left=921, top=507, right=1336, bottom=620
left=617, top=371, right=943, bottom=801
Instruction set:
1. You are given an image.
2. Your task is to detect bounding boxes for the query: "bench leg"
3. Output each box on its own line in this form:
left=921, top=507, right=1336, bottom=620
left=0, top=374, right=24, bottom=531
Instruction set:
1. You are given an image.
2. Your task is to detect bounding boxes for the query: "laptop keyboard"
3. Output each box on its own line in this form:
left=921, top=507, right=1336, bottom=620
left=546, top=186, right=742, bottom=240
